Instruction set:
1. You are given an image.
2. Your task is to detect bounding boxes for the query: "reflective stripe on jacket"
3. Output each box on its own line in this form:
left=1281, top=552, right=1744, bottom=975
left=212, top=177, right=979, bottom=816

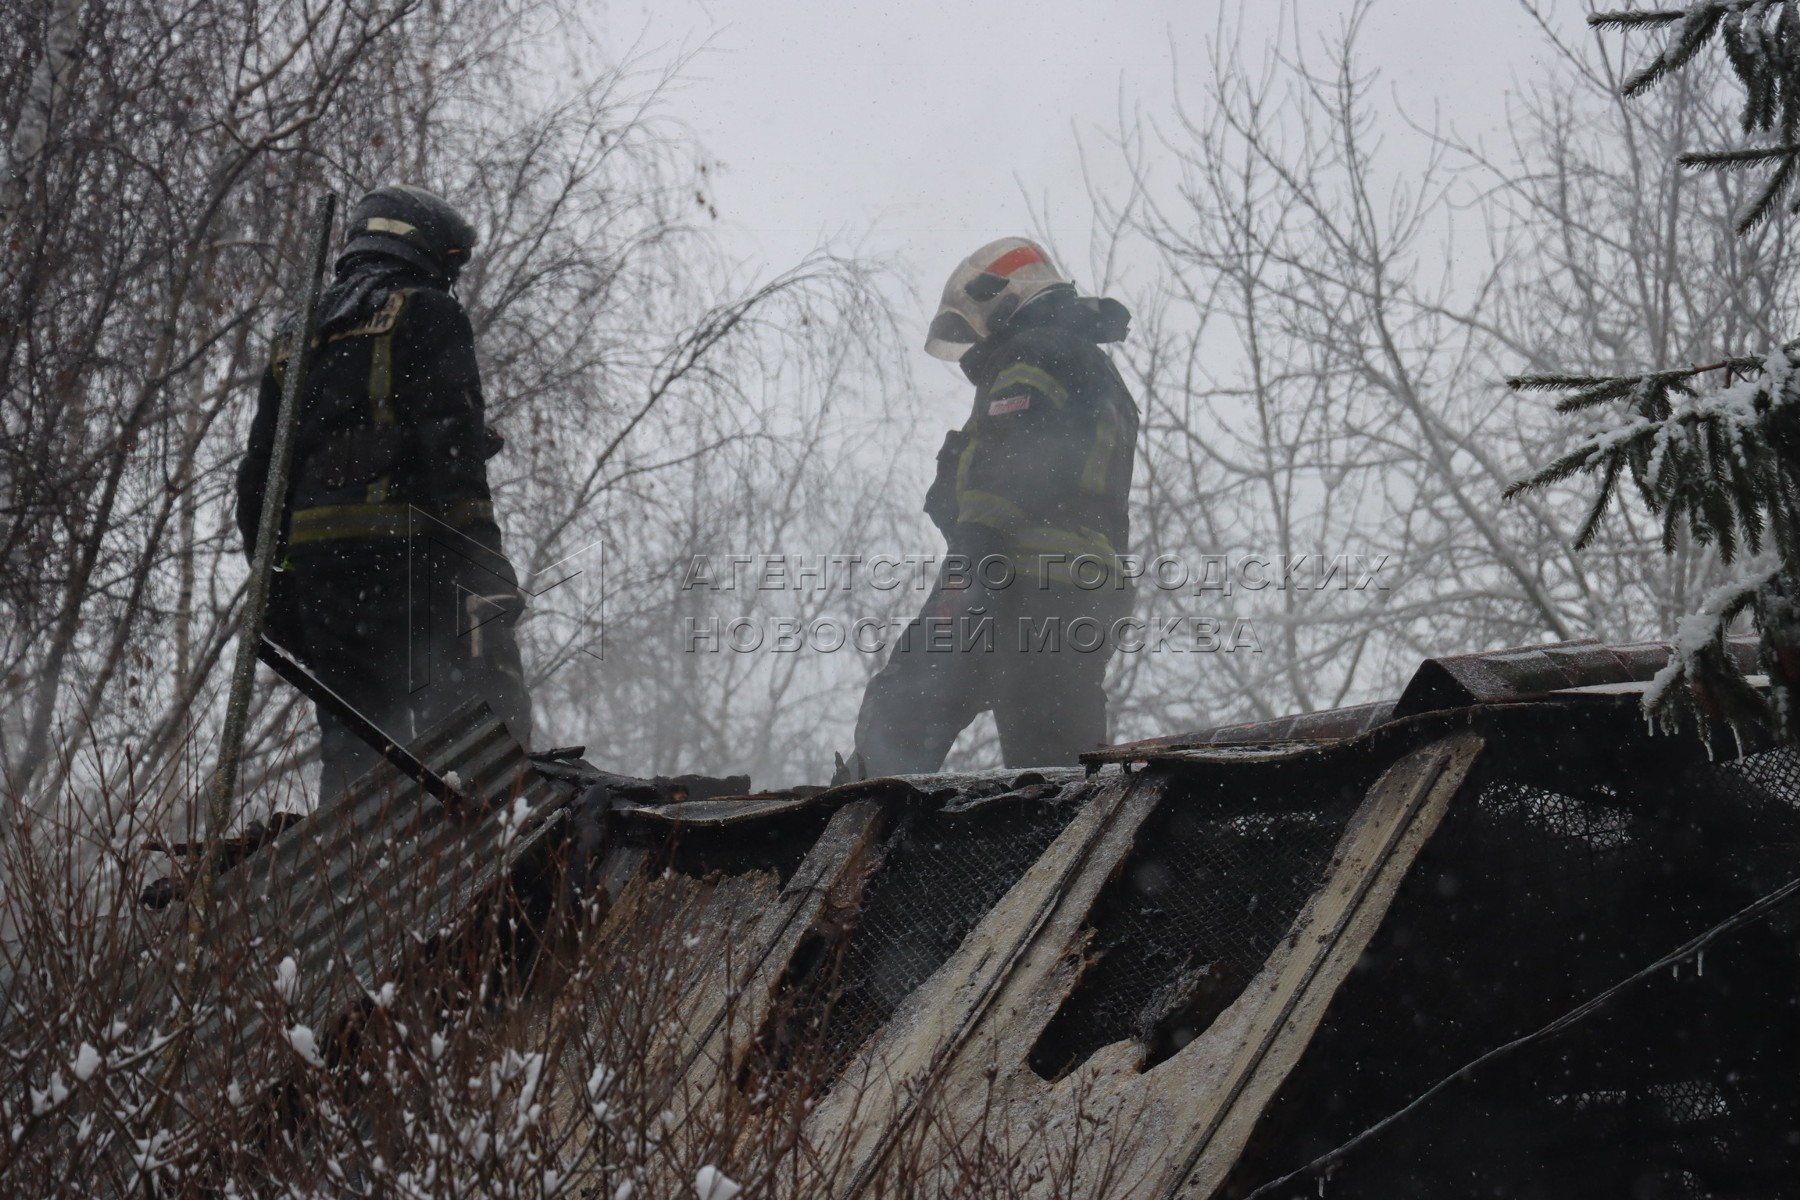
left=237, top=271, right=498, bottom=556
left=287, top=498, right=496, bottom=546
left=944, top=316, right=1138, bottom=586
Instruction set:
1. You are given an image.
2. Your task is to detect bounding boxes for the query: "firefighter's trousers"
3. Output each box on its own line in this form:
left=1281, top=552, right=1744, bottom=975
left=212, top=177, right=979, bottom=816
left=851, top=574, right=1129, bottom=775
left=281, top=539, right=533, bottom=799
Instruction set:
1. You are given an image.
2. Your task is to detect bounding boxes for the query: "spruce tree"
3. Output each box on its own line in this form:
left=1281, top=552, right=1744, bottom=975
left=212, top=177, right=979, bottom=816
left=1511, top=4, right=1800, bottom=744
left=1594, top=3, right=1800, bottom=231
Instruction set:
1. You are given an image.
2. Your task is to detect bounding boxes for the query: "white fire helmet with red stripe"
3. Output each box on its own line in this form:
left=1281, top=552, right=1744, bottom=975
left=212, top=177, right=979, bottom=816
left=924, top=237, right=1072, bottom=361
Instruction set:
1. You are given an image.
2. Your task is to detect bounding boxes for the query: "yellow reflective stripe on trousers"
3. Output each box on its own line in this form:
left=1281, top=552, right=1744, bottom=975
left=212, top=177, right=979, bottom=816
left=990, top=362, right=1070, bottom=408
left=956, top=492, right=1116, bottom=558
left=288, top=499, right=495, bottom=545
left=1012, top=525, right=1120, bottom=585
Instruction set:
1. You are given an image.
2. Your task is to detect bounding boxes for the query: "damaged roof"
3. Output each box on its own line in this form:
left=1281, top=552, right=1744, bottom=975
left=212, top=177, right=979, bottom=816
left=1095, top=634, right=1763, bottom=755
left=111, top=636, right=1800, bottom=1196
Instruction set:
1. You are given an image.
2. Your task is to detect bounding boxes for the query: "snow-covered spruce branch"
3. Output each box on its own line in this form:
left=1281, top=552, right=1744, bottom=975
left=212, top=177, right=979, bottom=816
left=1506, top=346, right=1800, bottom=564
left=1631, top=563, right=1800, bottom=747
left=1592, top=2, right=1800, bottom=230
left=1641, top=566, right=1775, bottom=746
left=1510, top=348, right=1800, bottom=744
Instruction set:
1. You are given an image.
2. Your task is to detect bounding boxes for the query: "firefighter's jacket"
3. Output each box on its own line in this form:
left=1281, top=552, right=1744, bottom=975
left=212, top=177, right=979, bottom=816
left=236, top=265, right=505, bottom=560
left=926, top=295, right=1138, bottom=587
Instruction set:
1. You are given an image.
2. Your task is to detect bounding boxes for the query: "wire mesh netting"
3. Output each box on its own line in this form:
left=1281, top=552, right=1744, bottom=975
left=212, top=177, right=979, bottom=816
left=1029, top=766, right=1367, bottom=1079
left=1220, top=724, right=1800, bottom=1200
left=818, top=796, right=1082, bottom=1075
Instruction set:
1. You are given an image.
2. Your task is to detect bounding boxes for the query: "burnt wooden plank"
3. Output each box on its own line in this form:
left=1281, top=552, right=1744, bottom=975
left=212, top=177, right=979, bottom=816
left=660, top=800, right=888, bottom=1112
left=1035, top=730, right=1483, bottom=1198
left=813, top=774, right=1163, bottom=1198
left=544, top=798, right=888, bottom=1200
left=1137, top=730, right=1484, bottom=1196
left=799, top=732, right=1483, bottom=1200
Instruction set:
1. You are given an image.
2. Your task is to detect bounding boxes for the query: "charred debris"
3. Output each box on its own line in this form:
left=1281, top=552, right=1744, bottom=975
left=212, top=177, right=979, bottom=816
left=116, top=637, right=1800, bottom=1196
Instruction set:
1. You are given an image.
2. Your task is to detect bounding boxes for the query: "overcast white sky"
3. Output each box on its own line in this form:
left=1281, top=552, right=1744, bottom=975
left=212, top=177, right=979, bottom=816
left=591, top=1, right=1576, bottom=308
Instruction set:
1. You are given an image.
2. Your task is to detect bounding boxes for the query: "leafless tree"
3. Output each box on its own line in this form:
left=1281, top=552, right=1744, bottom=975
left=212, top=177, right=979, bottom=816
left=0, top=0, right=911, bottom=830
left=1090, top=1, right=1800, bottom=740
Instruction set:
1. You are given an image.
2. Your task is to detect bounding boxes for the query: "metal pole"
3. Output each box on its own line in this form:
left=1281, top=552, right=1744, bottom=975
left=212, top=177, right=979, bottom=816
left=200, top=189, right=337, bottom=880
left=168, top=192, right=335, bottom=1054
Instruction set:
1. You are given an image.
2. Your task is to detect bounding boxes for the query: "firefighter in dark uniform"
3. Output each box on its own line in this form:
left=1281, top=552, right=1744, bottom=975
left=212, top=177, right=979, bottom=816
left=849, top=238, right=1138, bottom=774
left=237, top=185, right=533, bottom=797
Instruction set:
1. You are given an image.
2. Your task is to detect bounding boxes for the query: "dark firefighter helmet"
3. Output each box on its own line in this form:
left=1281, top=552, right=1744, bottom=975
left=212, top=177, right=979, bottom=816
left=337, top=185, right=477, bottom=282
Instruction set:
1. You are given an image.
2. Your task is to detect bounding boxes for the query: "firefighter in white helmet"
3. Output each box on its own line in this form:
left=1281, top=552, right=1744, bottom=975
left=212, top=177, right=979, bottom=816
left=847, top=238, right=1139, bottom=775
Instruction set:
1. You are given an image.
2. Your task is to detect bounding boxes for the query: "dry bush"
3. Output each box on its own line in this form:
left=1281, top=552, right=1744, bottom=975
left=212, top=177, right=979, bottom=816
left=0, top=758, right=1139, bottom=1198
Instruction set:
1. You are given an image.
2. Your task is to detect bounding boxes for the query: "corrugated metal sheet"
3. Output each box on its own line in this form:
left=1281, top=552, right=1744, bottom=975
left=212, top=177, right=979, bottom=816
left=174, top=698, right=575, bottom=1068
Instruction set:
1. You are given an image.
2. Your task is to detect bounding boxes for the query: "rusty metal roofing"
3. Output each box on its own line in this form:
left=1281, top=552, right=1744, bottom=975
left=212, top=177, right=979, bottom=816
left=1098, top=636, right=1761, bottom=758
left=1391, top=635, right=1759, bottom=716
